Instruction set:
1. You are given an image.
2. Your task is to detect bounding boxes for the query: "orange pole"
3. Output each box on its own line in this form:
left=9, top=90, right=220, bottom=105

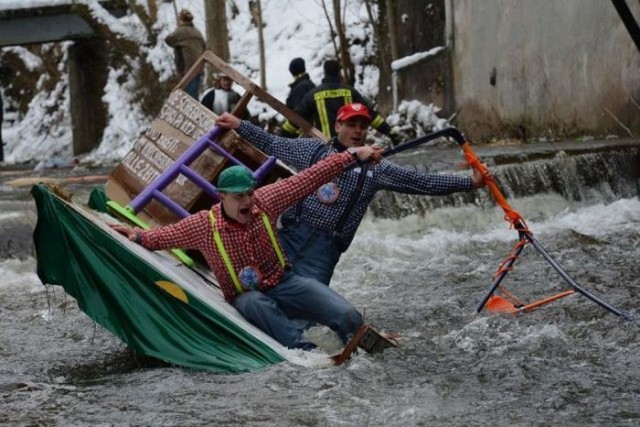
left=461, top=142, right=525, bottom=228
left=521, top=290, right=576, bottom=313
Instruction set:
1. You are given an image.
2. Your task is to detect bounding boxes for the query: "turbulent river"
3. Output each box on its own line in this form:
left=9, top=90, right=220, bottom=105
left=1, top=140, right=639, bottom=426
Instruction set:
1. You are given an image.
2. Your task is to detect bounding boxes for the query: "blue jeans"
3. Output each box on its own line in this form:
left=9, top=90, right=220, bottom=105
left=184, top=73, right=203, bottom=100
left=278, top=222, right=342, bottom=286
left=232, top=271, right=362, bottom=350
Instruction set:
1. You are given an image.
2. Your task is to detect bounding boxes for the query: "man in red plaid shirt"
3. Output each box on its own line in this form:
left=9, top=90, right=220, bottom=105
left=112, top=142, right=382, bottom=351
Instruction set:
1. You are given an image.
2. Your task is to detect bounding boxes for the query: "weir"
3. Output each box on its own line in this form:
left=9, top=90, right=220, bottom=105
left=1, top=138, right=639, bottom=260
left=370, top=141, right=640, bottom=219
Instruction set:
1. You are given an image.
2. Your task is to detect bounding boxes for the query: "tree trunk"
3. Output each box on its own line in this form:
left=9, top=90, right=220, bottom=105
left=205, top=0, right=231, bottom=86
left=147, top=0, right=158, bottom=23
left=332, top=0, right=355, bottom=85
left=320, top=0, right=340, bottom=61
left=365, top=0, right=393, bottom=112
left=386, top=0, right=399, bottom=62
left=249, top=0, right=267, bottom=89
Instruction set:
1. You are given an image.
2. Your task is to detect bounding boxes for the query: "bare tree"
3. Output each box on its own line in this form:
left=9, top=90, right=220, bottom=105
left=385, top=0, right=399, bottom=62
left=333, top=0, right=355, bottom=85
left=249, top=0, right=267, bottom=89
left=147, top=0, right=158, bottom=23
left=320, top=1, right=340, bottom=59
left=205, top=0, right=231, bottom=86
left=321, top=0, right=355, bottom=85
left=128, top=0, right=159, bottom=42
left=364, top=0, right=396, bottom=111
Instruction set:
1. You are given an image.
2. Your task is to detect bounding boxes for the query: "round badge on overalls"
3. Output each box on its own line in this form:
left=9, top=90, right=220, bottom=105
left=317, top=182, right=340, bottom=204
left=239, top=266, right=262, bottom=290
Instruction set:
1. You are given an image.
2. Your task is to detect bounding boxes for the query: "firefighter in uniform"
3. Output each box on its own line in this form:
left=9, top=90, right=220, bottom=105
left=280, top=60, right=399, bottom=143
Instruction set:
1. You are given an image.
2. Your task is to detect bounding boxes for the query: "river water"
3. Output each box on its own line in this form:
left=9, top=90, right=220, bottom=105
left=1, top=141, right=639, bottom=426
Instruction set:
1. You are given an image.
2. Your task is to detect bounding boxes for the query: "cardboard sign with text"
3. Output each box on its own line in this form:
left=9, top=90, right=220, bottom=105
left=106, top=89, right=292, bottom=228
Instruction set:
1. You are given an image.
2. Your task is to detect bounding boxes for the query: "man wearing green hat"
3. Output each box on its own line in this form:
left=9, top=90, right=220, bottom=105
left=111, top=144, right=382, bottom=351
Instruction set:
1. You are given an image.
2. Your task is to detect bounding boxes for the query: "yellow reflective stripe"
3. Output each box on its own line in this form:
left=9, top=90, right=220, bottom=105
left=313, top=88, right=353, bottom=99
left=313, top=89, right=354, bottom=136
left=371, top=114, right=384, bottom=128
left=209, top=211, right=244, bottom=294
left=282, top=119, right=298, bottom=134
left=261, top=213, right=286, bottom=267
left=314, top=95, right=331, bottom=136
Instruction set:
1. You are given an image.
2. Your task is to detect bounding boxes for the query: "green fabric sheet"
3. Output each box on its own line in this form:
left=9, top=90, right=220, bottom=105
left=31, top=184, right=285, bottom=373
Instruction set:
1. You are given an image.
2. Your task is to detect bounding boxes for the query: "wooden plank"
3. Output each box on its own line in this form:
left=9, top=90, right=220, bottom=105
left=106, top=90, right=226, bottom=225
left=231, top=86, right=255, bottom=117
left=175, top=55, right=205, bottom=91
left=201, top=51, right=328, bottom=142
left=108, top=91, right=221, bottom=207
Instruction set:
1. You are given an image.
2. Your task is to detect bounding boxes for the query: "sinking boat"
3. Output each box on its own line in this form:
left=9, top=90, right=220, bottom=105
left=33, top=182, right=297, bottom=373
left=32, top=52, right=395, bottom=373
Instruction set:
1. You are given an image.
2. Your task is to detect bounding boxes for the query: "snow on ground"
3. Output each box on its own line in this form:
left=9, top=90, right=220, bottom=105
left=0, top=0, right=444, bottom=166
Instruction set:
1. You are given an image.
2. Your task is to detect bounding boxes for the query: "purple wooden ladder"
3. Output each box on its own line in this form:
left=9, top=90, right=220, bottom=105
left=126, top=126, right=276, bottom=219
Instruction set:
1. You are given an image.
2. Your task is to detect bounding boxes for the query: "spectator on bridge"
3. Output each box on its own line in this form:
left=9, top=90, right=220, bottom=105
left=165, top=9, right=207, bottom=100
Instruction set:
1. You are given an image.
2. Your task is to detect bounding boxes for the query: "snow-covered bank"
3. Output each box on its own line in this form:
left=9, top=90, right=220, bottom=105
left=0, top=0, right=447, bottom=166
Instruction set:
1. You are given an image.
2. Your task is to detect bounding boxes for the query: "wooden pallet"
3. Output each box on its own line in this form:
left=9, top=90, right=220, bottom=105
left=331, top=324, right=399, bottom=365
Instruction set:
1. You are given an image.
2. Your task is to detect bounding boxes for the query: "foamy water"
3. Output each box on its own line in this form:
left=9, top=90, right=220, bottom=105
left=1, top=191, right=639, bottom=425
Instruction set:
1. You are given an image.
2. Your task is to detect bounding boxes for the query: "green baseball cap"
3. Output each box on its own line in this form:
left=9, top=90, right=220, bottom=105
left=217, top=165, right=256, bottom=194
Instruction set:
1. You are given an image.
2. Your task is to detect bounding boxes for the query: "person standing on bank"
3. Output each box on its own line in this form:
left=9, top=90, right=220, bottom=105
left=201, top=74, right=242, bottom=115
left=165, top=9, right=206, bottom=100
left=111, top=144, right=382, bottom=350
left=216, top=103, right=487, bottom=286
left=280, top=59, right=400, bottom=144
left=285, top=57, right=315, bottom=110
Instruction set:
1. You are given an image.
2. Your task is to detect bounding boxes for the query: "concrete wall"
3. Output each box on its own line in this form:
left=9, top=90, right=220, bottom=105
left=451, top=0, right=640, bottom=141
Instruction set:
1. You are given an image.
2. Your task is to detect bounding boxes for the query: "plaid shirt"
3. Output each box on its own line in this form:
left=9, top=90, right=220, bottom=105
left=139, top=150, right=353, bottom=302
left=237, top=121, right=472, bottom=249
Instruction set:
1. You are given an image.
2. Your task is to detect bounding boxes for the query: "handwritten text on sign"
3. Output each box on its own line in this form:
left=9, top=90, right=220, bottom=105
left=118, top=91, right=219, bottom=209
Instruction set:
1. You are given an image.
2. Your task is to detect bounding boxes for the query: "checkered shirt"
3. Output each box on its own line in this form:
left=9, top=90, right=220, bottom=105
left=237, top=121, right=473, bottom=249
left=139, top=150, right=353, bottom=302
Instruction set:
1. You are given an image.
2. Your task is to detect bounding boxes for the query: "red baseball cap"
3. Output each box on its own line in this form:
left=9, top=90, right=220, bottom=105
left=336, top=103, right=372, bottom=123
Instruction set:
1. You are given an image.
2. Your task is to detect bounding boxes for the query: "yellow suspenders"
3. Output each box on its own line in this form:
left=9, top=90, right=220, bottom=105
left=209, top=211, right=285, bottom=294
left=261, top=213, right=286, bottom=267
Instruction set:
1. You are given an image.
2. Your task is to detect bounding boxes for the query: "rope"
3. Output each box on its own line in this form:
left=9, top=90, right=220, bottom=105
left=462, top=141, right=531, bottom=309
left=493, top=239, right=528, bottom=278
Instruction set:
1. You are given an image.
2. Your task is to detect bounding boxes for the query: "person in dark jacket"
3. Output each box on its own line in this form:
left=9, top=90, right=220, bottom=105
left=285, top=58, right=315, bottom=110
left=281, top=59, right=399, bottom=143
left=165, top=9, right=207, bottom=99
